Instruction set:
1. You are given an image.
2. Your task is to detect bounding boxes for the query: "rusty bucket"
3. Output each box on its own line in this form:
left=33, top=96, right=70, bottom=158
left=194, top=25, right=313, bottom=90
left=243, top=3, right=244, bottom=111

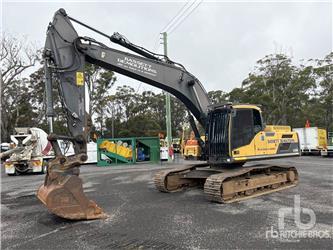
left=37, top=172, right=107, bottom=220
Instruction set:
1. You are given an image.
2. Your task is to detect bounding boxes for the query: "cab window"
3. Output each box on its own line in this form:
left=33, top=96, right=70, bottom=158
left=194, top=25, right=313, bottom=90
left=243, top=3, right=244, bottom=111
left=231, top=108, right=262, bottom=150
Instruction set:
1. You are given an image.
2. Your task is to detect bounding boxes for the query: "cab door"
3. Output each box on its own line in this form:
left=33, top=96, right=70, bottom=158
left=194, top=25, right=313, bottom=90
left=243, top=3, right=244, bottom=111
left=252, top=109, right=268, bottom=155
left=231, top=109, right=256, bottom=156
left=254, top=131, right=268, bottom=155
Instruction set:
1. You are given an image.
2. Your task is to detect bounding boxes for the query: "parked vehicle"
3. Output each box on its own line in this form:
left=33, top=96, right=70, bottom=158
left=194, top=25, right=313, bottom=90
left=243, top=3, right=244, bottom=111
left=172, top=138, right=181, bottom=153
left=60, top=140, right=97, bottom=164
left=3, top=128, right=53, bottom=176
left=183, top=135, right=205, bottom=160
left=0, top=143, right=11, bottom=161
left=321, top=132, right=333, bottom=157
left=3, top=128, right=98, bottom=176
left=1, top=143, right=10, bottom=152
left=293, top=127, right=327, bottom=155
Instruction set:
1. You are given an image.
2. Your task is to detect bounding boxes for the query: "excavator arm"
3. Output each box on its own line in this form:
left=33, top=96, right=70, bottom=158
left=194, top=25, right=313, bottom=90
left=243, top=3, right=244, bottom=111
left=37, top=8, right=210, bottom=220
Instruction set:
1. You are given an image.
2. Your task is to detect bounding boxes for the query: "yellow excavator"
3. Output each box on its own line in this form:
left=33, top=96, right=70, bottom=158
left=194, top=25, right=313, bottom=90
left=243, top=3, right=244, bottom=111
left=37, top=9, right=299, bottom=220
left=154, top=105, right=299, bottom=203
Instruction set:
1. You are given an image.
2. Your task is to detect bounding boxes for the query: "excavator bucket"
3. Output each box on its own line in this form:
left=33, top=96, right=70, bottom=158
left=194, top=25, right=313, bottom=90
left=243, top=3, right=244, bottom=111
left=37, top=171, right=107, bottom=220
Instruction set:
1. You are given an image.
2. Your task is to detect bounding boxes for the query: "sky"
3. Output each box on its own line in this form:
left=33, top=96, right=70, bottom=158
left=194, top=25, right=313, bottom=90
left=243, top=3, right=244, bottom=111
left=2, top=0, right=332, bottom=94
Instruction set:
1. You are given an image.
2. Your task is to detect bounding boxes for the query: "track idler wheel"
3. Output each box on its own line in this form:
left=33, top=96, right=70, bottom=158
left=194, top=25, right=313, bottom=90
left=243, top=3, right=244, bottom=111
left=37, top=155, right=107, bottom=220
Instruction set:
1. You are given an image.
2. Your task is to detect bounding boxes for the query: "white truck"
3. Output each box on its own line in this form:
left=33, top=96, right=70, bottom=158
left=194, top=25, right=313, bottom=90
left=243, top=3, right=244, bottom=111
left=2, top=128, right=98, bottom=176
left=3, top=128, right=53, bottom=175
left=293, top=127, right=327, bottom=155
left=60, top=140, right=97, bottom=164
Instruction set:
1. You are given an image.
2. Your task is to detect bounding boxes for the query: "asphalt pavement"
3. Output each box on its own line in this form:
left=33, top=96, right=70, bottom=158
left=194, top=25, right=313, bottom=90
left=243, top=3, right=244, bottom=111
left=1, top=156, right=332, bottom=249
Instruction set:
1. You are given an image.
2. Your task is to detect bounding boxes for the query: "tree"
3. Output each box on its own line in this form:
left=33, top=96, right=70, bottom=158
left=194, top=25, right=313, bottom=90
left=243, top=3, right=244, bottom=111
left=1, top=34, right=39, bottom=141
left=85, top=64, right=117, bottom=133
left=103, top=88, right=188, bottom=138
left=208, top=90, right=228, bottom=104
left=233, top=54, right=315, bottom=126
left=28, top=65, right=71, bottom=135
left=311, top=52, right=333, bottom=131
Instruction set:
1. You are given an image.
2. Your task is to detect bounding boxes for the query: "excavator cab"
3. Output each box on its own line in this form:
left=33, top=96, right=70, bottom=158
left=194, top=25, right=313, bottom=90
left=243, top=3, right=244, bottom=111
left=207, top=104, right=263, bottom=165
left=207, top=104, right=300, bottom=165
left=156, top=103, right=299, bottom=203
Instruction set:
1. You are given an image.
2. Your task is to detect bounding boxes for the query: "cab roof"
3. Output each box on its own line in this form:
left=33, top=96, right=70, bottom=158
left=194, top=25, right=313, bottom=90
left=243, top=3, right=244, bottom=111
left=209, top=103, right=262, bottom=111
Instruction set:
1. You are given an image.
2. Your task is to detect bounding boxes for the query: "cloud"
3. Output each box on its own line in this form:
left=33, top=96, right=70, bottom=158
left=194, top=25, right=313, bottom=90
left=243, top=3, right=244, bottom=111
left=3, top=1, right=331, bottom=93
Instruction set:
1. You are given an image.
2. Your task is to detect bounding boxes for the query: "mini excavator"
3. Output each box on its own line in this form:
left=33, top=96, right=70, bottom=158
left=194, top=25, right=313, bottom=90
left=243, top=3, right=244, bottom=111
left=37, top=9, right=300, bottom=220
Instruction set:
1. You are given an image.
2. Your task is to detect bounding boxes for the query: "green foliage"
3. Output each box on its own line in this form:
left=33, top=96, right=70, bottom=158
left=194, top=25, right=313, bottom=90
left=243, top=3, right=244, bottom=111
left=103, top=86, right=187, bottom=138
left=1, top=41, right=332, bottom=143
left=208, top=90, right=228, bottom=104
left=311, top=52, right=333, bottom=131
left=85, top=63, right=117, bottom=132
left=224, top=53, right=331, bottom=131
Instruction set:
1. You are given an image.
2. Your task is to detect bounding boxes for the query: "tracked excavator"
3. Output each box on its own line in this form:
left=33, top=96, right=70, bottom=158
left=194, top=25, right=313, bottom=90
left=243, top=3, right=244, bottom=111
left=37, top=9, right=300, bottom=220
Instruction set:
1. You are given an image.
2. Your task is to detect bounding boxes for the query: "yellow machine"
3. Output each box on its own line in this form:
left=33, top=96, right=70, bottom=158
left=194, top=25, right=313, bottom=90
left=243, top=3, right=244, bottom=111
left=38, top=9, right=300, bottom=220
left=183, top=134, right=205, bottom=160
left=99, top=140, right=133, bottom=159
left=183, top=139, right=202, bottom=160
left=155, top=104, right=299, bottom=204
left=227, top=105, right=299, bottom=163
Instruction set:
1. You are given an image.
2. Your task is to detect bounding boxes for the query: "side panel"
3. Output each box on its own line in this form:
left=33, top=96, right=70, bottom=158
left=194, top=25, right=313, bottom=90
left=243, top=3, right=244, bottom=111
left=254, top=131, right=268, bottom=155
left=318, top=129, right=328, bottom=149
left=293, top=127, right=327, bottom=150
left=305, top=127, right=318, bottom=149
left=232, top=131, right=300, bottom=162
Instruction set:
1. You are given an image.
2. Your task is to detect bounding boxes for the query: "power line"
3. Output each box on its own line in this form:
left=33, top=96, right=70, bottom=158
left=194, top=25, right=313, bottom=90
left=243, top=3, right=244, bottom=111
left=153, top=0, right=198, bottom=52
left=160, top=1, right=192, bottom=34
left=168, top=0, right=203, bottom=35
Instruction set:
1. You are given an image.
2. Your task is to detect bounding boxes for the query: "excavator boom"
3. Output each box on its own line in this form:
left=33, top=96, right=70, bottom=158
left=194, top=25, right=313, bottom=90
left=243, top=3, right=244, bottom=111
left=38, top=9, right=299, bottom=220
left=38, top=8, right=210, bottom=220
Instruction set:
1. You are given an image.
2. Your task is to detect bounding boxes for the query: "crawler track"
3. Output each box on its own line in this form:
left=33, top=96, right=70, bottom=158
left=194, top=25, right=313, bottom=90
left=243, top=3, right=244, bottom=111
left=154, top=163, right=209, bottom=192
left=154, top=164, right=298, bottom=203
left=204, top=165, right=298, bottom=203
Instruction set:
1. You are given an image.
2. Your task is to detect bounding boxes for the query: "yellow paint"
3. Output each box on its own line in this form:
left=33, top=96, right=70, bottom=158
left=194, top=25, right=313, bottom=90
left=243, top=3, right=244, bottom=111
left=99, top=140, right=133, bottom=159
left=318, top=128, right=327, bottom=149
left=231, top=130, right=299, bottom=158
left=184, top=145, right=201, bottom=158
left=4, top=163, right=13, bottom=168
left=76, top=72, right=84, bottom=86
left=226, top=104, right=299, bottom=161
left=32, top=160, right=42, bottom=166
left=233, top=104, right=261, bottom=111
left=265, top=125, right=291, bottom=132
left=99, top=140, right=132, bottom=159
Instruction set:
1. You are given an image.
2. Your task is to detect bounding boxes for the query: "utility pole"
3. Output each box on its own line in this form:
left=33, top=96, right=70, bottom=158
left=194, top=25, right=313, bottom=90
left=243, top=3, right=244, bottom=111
left=111, top=107, right=115, bottom=138
left=162, top=32, right=173, bottom=162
